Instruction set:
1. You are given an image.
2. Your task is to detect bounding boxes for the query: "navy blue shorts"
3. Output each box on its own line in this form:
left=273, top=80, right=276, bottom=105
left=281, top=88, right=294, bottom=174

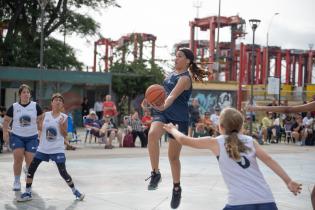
left=153, top=113, right=188, bottom=139
left=35, top=151, right=66, bottom=163
left=9, top=133, right=39, bottom=153
left=223, top=202, right=278, bottom=210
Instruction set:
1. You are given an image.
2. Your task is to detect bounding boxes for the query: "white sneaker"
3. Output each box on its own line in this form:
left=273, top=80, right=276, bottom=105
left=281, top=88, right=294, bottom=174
left=17, top=192, right=32, bottom=202
left=12, top=181, right=21, bottom=191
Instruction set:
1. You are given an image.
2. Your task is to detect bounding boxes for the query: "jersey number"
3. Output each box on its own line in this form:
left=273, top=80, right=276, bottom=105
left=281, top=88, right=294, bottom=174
left=236, top=156, right=250, bottom=169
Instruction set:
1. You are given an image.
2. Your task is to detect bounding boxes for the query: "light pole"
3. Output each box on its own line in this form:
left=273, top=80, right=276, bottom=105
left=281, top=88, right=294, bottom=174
left=37, top=0, right=48, bottom=103
left=249, top=19, right=261, bottom=135
left=215, top=0, right=221, bottom=74
left=266, top=13, right=279, bottom=80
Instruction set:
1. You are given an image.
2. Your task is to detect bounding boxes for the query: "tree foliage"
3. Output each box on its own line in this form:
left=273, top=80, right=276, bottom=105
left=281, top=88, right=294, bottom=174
left=110, top=60, right=165, bottom=115
left=0, top=0, right=118, bottom=69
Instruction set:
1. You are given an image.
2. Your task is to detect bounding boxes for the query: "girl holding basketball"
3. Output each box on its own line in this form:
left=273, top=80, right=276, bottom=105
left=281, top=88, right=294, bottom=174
left=164, top=107, right=302, bottom=210
left=146, top=48, right=207, bottom=209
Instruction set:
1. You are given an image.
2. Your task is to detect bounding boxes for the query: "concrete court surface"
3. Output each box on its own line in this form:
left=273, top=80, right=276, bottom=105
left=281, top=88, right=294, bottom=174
left=0, top=137, right=314, bottom=210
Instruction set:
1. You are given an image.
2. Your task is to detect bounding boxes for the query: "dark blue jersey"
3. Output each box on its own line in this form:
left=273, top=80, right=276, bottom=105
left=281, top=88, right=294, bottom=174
left=163, top=71, right=192, bottom=122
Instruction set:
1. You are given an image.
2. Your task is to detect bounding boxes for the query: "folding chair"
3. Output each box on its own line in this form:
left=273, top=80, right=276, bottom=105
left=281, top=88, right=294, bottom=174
left=284, top=124, right=293, bottom=144
left=67, top=114, right=81, bottom=144
left=83, top=116, right=97, bottom=143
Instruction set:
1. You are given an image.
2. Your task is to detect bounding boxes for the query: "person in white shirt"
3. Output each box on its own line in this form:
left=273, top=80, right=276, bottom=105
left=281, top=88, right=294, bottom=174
left=17, top=93, right=84, bottom=202
left=210, top=107, right=221, bottom=136
left=301, top=112, right=313, bottom=145
left=94, top=98, right=104, bottom=120
left=302, top=112, right=313, bottom=127
left=164, top=107, right=301, bottom=210
left=2, top=84, right=44, bottom=191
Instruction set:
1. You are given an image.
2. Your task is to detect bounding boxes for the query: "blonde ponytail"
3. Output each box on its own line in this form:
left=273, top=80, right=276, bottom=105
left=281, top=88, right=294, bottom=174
left=225, top=131, right=250, bottom=161
left=220, top=108, right=251, bottom=160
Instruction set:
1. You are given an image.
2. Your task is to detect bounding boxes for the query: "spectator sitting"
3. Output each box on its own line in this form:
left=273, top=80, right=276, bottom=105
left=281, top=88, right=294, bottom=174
left=100, top=115, right=123, bottom=149
left=261, top=112, right=273, bottom=144
left=210, top=107, right=221, bottom=136
left=83, top=111, right=104, bottom=141
left=291, top=114, right=304, bottom=145
left=242, top=115, right=261, bottom=143
left=125, top=111, right=147, bottom=148
left=301, top=112, right=313, bottom=145
left=193, top=122, right=209, bottom=137
left=268, top=116, right=283, bottom=144
left=188, top=98, right=201, bottom=137
left=141, top=109, right=153, bottom=144
left=201, top=112, right=215, bottom=136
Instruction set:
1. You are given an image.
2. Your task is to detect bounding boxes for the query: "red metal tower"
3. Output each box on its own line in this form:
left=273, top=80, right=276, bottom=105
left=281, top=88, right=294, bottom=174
left=93, top=38, right=117, bottom=72
left=115, top=33, right=156, bottom=64
left=189, top=15, right=246, bottom=80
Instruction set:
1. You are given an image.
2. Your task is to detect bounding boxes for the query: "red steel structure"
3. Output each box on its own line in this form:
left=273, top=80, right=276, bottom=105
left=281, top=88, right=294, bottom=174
left=236, top=45, right=315, bottom=109
left=93, top=33, right=156, bottom=72
left=115, top=33, right=156, bottom=64
left=189, top=15, right=246, bottom=80
left=186, top=15, right=314, bottom=109
left=93, top=38, right=117, bottom=72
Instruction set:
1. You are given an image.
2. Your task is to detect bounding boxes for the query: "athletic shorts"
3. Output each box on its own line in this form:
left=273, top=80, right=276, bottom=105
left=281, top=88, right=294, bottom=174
left=10, top=133, right=39, bottom=153
left=152, top=113, right=188, bottom=139
left=35, top=151, right=66, bottom=163
left=223, top=202, right=278, bottom=210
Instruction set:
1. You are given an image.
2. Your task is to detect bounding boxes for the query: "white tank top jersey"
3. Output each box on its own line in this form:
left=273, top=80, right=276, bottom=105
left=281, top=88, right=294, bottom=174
left=216, top=134, right=275, bottom=205
left=12, top=101, right=38, bottom=137
left=37, top=111, right=67, bottom=154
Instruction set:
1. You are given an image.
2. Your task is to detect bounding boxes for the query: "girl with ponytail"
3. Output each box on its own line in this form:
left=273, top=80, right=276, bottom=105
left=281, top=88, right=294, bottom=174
left=164, top=107, right=301, bottom=210
left=146, top=48, right=207, bottom=209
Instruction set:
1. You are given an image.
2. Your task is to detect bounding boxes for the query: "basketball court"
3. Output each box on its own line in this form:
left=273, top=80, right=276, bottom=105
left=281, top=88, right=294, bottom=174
left=0, top=135, right=314, bottom=210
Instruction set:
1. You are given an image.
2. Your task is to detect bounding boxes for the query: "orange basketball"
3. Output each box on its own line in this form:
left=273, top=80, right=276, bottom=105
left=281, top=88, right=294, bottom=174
left=145, top=84, right=166, bottom=106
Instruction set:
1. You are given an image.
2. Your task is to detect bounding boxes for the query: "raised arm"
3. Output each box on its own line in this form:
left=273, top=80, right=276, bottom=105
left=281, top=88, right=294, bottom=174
left=254, top=141, right=302, bottom=195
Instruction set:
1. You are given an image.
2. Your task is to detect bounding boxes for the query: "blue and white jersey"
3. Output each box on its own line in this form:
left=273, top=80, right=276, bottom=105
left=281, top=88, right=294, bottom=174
left=216, top=134, right=275, bottom=205
left=163, top=70, right=192, bottom=122
left=12, top=101, right=38, bottom=137
left=37, top=111, right=67, bottom=154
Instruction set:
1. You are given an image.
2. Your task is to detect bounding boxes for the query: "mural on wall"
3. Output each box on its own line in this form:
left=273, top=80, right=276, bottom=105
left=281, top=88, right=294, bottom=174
left=129, top=90, right=236, bottom=117
left=191, top=90, right=237, bottom=114
left=42, top=83, right=82, bottom=112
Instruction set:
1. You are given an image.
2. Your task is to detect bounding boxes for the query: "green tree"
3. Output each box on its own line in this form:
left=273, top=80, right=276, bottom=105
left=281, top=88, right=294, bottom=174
left=110, top=60, right=164, bottom=118
left=0, top=0, right=119, bottom=69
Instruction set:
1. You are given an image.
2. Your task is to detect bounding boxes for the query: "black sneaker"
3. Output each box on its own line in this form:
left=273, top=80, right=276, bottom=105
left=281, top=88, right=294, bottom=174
left=146, top=171, right=161, bottom=190
left=170, top=186, right=181, bottom=209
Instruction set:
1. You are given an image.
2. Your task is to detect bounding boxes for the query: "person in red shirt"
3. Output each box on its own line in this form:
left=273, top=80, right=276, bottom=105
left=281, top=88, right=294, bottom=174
left=142, top=109, right=153, bottom=141
left=103, top=95, right=117, bottom=118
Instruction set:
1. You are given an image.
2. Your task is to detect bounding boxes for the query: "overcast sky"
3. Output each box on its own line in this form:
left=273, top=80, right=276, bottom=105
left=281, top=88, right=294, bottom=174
left=54, top=0, right=315, bottom=70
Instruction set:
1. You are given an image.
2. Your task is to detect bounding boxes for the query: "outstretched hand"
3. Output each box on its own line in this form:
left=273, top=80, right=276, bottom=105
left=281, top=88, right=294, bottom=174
left=287, top=180, right=302, bottom=196
left=163, top=123, right=177, bottom=133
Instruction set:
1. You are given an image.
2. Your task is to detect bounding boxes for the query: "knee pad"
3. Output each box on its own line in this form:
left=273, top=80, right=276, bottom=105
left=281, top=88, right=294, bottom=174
left=27, top=158, right=41, bottom=179
left=57, top=163, right=72, bottom=183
